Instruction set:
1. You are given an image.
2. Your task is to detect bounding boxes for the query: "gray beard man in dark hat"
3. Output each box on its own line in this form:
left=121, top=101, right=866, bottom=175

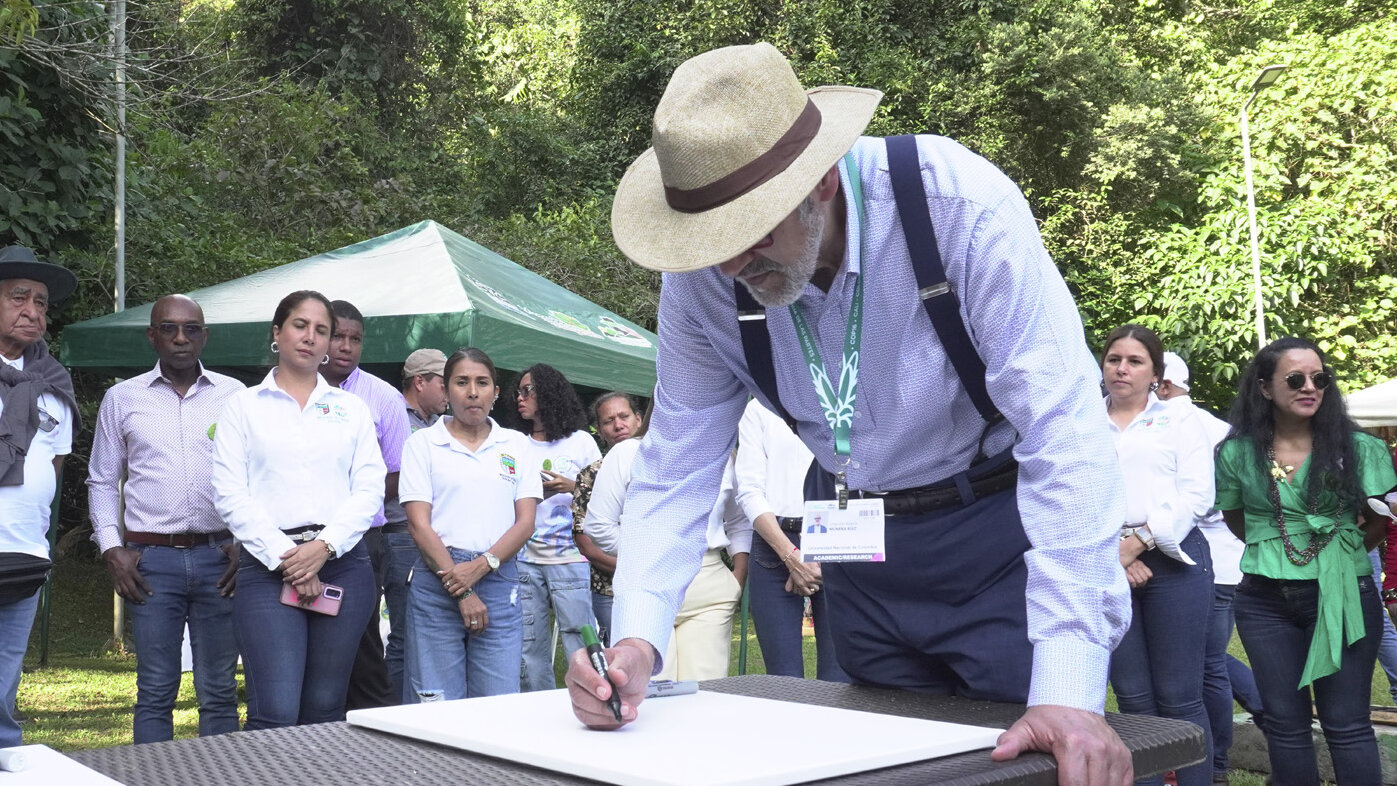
left=0, top=245, right=79, bottom=749
left=565, top=43, right=1134, bottom=786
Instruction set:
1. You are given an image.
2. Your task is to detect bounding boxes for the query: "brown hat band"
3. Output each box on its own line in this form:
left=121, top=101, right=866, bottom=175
left=663, top=99, right=822, bottom=214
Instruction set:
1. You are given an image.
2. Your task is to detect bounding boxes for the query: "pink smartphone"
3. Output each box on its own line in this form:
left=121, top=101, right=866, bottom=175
left=279, top=582, right=343, bottom=616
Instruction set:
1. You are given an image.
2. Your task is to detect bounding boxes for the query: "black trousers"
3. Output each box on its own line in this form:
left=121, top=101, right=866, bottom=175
left=344, top=527, right=395, bottom=710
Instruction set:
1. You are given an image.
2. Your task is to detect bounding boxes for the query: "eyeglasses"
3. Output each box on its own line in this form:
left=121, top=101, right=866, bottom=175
left=517, top=384, right=536, bottom=399
left=154, top=323, right=206, bottom=338
left=1283, top=370, right=1331, bottom=391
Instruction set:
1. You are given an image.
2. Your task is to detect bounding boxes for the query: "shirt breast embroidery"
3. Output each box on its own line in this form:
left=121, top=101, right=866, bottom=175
left=311, top=400, right=349, bottom=421
left=1138, top=414, right=1171, bottom=430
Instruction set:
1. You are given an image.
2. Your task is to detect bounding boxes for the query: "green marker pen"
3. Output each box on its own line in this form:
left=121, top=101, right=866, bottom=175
left=581, top=624, right=623, bottom=723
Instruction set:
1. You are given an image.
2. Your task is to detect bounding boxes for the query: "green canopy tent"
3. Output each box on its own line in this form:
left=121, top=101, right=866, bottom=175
left=60, top=220, right=657, bottom=394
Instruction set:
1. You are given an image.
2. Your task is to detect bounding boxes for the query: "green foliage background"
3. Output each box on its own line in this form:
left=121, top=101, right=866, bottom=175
left=1, top=0, right=1394, bottom=470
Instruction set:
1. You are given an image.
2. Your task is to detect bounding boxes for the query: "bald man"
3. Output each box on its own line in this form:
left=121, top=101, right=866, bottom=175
left=89, top=295, right=247, bottom=743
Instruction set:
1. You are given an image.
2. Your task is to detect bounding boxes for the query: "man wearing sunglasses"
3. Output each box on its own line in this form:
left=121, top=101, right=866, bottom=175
left=89, top=294, right=247, bottom=743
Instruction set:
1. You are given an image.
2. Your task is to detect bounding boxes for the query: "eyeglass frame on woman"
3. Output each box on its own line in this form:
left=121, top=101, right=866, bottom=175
left=517, top=383, right=537, bottom=399
left=1281, top=370, right=1331, bottom=391
left=154, top=322, right=206, bottom=338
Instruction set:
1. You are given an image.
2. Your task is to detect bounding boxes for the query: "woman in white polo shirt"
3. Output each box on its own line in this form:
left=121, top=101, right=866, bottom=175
left=211, top=290, right=386, bottom=729
left=400, top=347, right=542, bottom=700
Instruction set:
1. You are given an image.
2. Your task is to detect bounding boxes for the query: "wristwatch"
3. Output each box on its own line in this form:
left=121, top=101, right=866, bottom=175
left=482, top=551, right=500, bottom=571
left=318, top=538, right=337, bottom=558
left=1131, top=526, right=1157, bottom=550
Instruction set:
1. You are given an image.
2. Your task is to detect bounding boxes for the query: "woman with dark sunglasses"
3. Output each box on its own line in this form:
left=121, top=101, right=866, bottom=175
left=1100, top=324, right=1216, bottom=786
left=1216, top=337, right=1395, bottom=785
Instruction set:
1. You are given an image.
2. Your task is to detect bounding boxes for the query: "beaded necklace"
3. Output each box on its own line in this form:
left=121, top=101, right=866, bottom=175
left=1265, top=447, right=1330, bottom=566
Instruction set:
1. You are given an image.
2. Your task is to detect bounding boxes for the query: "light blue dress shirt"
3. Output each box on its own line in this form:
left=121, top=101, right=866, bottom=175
left=611, top=134, right=1130, bottom=712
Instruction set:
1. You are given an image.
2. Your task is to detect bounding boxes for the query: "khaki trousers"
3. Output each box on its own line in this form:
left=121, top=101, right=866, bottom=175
left=657, top=549, right=742, bottom=681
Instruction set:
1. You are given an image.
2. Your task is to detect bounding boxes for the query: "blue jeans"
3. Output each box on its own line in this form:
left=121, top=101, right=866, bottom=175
left=747, top=532, right=846, bottom=681
left=0, top=590, right=39, bottom=748
left=518, top=560, right=594, bottom=692
left=1203, top=582, right=1265, bottom=775
left=592, top=591, right=613, bottom=646
left=1110, top=528, right=1214, bottom=786
left=1235, top=573, right=1383, bottom=786
left=126, top=543, right=240, bottom=743
left=233, top=542, right=375, bottom=729
left=1368, top=549, right=1397, bottom=702
left=407, top=548, right=522, bottom=701
left=384, top=530, right=418, bottom=702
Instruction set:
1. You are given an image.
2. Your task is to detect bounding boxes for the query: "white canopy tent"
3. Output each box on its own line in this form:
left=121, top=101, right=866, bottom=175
left=1347, top=378, right=1397, bottom=428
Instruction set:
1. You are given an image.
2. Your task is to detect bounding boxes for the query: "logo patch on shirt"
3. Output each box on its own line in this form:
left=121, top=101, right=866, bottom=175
left=333, top=404, right=348, bottom=418
left=314, top=401, right=330, bottom=415
left=500, top=455, right=517, bottom=476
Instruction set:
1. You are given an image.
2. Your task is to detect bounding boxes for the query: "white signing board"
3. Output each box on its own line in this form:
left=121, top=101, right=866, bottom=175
left=347, top=688, right=1003, bottom=786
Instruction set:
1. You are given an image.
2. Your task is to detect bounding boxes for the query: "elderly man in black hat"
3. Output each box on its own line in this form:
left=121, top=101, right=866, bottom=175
left=0, top=245, right=78, bottom=748
left=566, top=44, right=1133, bottom=785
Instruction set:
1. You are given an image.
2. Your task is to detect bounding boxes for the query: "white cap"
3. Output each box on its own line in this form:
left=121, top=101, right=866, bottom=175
left=1162, top=351, right=1190, bottom=392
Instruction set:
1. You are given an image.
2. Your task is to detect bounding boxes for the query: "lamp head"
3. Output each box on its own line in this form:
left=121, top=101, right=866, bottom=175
left=1251, top=64, right=1287, bottom=92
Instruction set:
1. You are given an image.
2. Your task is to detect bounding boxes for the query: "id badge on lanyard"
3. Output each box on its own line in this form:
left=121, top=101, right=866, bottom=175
left=795, top=152, right=885, bottom=563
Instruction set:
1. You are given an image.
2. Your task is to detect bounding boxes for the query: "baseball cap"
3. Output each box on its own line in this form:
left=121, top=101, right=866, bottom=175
left=402, top=348, right=447, bottom=379
left=1162, top=351, right=1190, bottom=392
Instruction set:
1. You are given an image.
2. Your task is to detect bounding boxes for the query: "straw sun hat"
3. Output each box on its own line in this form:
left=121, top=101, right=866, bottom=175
left=611, top=43, right=883, bottom=273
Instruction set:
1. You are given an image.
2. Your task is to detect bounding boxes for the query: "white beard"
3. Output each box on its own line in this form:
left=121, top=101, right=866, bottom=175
left=739, top=198, right=825, bottom=308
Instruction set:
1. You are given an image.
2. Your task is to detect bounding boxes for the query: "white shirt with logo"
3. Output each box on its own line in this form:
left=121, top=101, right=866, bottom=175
left=398, top=417, right=543, bottom=553
left=211, top=370, right=386, bottom=570
left=519, top=430, right=600, bottom=564
left=1107, top=393, right=1215, bottom=565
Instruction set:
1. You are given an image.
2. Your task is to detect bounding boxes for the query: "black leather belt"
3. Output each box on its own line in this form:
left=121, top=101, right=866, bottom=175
left=777, top=516, right=803, bottom=534
left=282, top=524, right=325, bottom=543
left=380, top=522, right=409, bottom=534
left=850, top=460, right=1018, bottom=517
left=125, top=530, right=231, bottom=548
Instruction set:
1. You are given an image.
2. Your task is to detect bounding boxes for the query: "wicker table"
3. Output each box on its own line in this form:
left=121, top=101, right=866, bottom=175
left=69, top=675, right=1203, bottom=785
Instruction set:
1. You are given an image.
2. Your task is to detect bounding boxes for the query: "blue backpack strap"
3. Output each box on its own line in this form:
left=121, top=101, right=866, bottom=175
left=884, top=134, right=1002, bottom=425
left=734, top=281, right=796, bottom=428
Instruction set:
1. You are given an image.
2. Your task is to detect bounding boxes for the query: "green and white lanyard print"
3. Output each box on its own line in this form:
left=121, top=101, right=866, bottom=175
left=788, top=151, right=865, bottom=509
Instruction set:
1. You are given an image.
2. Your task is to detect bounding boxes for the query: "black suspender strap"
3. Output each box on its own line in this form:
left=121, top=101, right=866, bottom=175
left=884, top=134, right=1002, bottom=425
left=734, top=281, right=795, bottom=428
left=733, top=135, right=1001, bottom=430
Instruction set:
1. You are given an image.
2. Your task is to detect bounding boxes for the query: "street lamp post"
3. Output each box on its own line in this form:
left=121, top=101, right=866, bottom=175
left=1241, top=64, right=1286, bottom=349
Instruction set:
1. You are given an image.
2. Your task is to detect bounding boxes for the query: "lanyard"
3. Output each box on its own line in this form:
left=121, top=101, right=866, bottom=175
left=788, top=152, right=864, bottom=507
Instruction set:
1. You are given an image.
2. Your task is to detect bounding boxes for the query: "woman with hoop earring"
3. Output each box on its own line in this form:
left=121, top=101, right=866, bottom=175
left=1101, top=323, right=1215, bottom=786
left=1217, top=337, right=1394, bottom=784
left=211, top=290, right=385, bottom=728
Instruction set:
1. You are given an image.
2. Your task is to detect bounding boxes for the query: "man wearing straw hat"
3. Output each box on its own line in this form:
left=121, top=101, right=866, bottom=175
left=566, top=43, right=1131, bottom=784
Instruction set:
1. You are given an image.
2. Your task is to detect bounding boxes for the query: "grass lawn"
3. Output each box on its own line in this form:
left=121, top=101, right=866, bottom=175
left=20, top=557, right=1389, bottom=784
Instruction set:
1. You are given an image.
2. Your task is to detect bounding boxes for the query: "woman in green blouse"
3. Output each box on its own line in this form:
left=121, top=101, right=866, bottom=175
left=1216, top=337, right=1395, bottom=785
